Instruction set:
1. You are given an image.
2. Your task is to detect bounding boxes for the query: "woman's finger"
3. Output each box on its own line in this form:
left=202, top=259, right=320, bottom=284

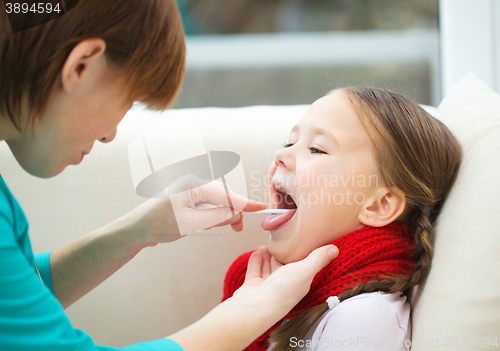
left=201, top=182, right=265, bottom=212
left=270, top=255, right=284, bottom=273
left=212, top=212, right=242, bottom=227
left=175, top=207, right=239, bottom=234
left=245, top=250, right=264, bottom=281
left=230, top=216, right=244, bottom=232
left=242, top=199, right=267, bottom=212
left=294, top=245, right=339, bottom=279
left=258, top=246, right=272, bottom=280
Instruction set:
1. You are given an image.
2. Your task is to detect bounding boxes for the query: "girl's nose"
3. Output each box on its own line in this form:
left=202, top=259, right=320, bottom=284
left=274, top=146, right=295, bottom=171
left=99, top=128, right=117, bottom=143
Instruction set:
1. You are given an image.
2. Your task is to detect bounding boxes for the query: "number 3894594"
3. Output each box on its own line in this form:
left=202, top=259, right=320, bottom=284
left=5, top=2, right=61, bottom=14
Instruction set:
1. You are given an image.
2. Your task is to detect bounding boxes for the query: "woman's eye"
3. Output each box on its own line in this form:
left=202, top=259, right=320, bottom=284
left=308, top=146, right=327, bottom=154
left=283, top=142, right=294, bottom=148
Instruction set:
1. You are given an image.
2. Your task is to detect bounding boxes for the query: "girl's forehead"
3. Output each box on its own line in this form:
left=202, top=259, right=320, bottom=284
left=296, top=93, right=362, bottom=133
left=292, top=93, right=375, bottom=153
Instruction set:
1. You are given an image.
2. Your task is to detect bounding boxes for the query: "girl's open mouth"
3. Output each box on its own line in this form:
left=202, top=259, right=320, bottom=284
left=261, top=184, right=297, bottom=231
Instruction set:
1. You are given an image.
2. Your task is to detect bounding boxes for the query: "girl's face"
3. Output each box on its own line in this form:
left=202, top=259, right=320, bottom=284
left=266, top=90, right=383, bottom=264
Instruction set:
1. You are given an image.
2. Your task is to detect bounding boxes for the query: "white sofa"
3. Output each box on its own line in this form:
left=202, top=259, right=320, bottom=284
left=1, top=74, right=499, bottom=349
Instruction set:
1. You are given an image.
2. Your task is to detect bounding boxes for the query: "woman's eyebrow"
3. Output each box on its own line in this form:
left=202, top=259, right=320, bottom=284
left=291, top=125, right=340, bottom=148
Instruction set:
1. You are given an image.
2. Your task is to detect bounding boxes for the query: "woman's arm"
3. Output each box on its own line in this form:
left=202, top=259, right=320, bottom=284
left=2, top=223, right=336, bottom=351
left=169, top=245, right=339, bottom=351
left=50, top=181, right=264, bottom=309
left=50, top=213, right=149, bottom=309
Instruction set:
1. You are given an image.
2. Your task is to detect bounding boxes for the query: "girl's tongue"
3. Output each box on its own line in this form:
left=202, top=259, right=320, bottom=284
left=261, top=209, right=296, bottom=231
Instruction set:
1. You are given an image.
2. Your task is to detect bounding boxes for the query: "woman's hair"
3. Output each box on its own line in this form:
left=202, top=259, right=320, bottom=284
left=0, top=0, right=186, bottom=132
left=269, top=87, right=462, bottom=351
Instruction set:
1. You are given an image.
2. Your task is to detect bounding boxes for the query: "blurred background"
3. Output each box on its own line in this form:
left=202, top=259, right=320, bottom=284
left=173, top=0, right=440, bottom=108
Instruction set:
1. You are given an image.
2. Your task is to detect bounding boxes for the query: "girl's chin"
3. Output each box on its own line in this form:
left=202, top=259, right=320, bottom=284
left=267, top=242, right=286, bottom=264
left=267, top=242, right=306, bottom=265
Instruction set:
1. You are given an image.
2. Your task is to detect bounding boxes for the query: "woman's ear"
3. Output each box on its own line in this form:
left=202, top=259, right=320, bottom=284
left=59, top=38, right=107, bottom=93
left=358, top=187, right=406, bottom=227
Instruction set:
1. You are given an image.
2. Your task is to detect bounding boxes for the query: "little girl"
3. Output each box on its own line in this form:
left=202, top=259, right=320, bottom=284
left=222, top=87, right=462, bottom=351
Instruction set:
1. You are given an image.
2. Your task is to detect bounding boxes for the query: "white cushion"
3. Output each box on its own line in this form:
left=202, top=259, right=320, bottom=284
left=411, top=74, right=500, bottom=349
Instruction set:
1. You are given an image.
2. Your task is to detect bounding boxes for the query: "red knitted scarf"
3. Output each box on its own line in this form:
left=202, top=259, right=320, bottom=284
left=221, top=222, right=415, bottom=351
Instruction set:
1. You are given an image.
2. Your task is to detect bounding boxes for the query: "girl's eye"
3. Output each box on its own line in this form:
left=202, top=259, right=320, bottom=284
left=308, top=146, right=327, bottom=154
left=283, top=143, right=327, bottom=154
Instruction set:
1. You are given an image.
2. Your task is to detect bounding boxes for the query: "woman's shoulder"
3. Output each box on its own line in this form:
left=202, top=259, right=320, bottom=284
left=0, top=174, right=29, bottom=245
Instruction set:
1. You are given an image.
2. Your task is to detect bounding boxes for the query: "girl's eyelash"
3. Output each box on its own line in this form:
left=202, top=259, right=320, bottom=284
left=308, top=146, right=327, bottom=154
left=282, top=142, right=327, bottom=154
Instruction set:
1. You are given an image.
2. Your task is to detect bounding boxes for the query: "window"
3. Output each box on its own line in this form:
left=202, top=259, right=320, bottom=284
left=174, top=0, right=440, bottom=108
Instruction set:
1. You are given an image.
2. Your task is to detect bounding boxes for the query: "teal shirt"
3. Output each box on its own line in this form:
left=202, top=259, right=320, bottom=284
left=0, top=175, right=183, bottom=351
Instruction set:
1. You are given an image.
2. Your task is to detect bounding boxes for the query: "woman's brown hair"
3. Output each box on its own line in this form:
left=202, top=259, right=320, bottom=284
left=0, top=0, right=186, bottom=132
left=269, top=87, right=462, bottom=350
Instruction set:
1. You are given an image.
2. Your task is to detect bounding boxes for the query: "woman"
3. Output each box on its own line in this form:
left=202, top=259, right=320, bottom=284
left=0, top=1, right=339, bottom=350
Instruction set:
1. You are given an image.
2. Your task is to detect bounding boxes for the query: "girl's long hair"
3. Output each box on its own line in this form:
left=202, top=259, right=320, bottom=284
left=269, top=87, right=462, bottom=351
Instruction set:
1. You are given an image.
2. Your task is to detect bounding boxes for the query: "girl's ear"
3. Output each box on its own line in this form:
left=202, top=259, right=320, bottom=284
left=358, top=187, right=406, bottom=227
left=60, top=38, right=107, bottom=93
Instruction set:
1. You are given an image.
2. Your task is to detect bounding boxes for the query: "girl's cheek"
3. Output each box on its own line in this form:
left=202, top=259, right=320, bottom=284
left=297, top=184, right=316, bottom=208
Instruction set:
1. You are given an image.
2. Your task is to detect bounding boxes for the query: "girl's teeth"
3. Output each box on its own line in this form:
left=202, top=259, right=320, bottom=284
left=275, top=185, right=287, bottom=194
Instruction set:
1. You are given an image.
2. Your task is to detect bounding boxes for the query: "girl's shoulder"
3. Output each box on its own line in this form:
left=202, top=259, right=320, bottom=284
left=335, top=290, right=409, bottom=307
left=301, top=291, right=411, bottom=351
left=319, top=290, right=409, bottom=322
left=321, top=290, right=410, bottom=324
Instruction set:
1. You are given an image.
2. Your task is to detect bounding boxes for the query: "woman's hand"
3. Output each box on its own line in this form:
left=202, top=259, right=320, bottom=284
left=124, top=175, right=265, bottom=246
left=169, top=244, right=339, bottom=351
left=235, top=245, right=340, bottom=312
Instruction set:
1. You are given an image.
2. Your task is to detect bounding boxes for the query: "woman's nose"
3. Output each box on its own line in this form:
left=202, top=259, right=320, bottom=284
left=99, top=128, right=117, bottom=143
left=274, top=146, right=295, bottom=171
